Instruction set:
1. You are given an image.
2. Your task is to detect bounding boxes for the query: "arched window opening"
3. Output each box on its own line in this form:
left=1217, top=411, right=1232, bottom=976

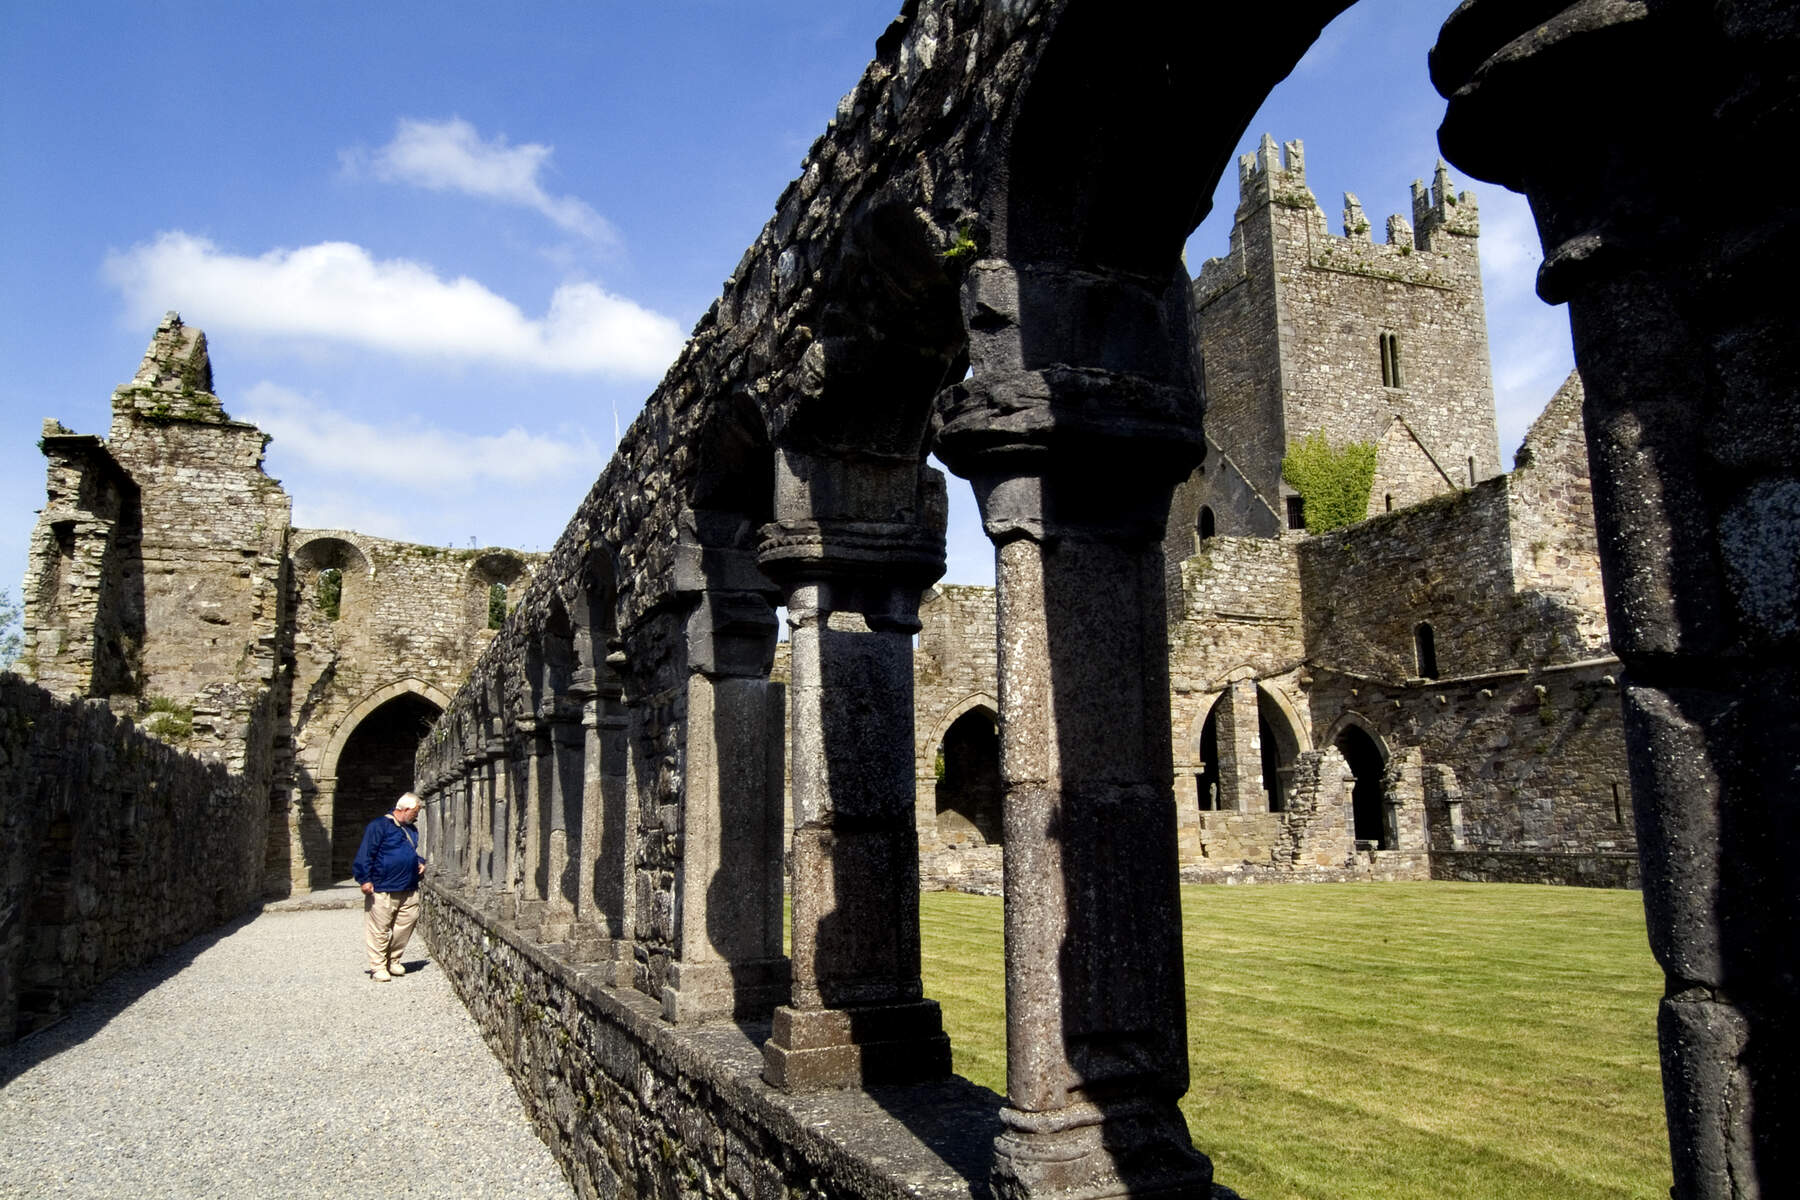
left=1337, top=724, right=1390, bottom=849
left=317, top=568, right=343, bottom=621
left=1197, top=687, right=1300, bottom=813
left=1380, top=332, right=1404, bottom=388
left=1414, top=622, right=1439, bottom=680
left=1286, top=495, right=1306, bottom=531
left=1384, top=493, right=1394, bottom=512
left=1197, top=707, right=1220, bottom=811
left=935, top=708, right=1001, bottom=845
left=330, top=692, right=443, bottom=879
left=487, top=582, right=507, bottom=629
left=1467, top=456, right=1476, bottom=485
left=1259, top=716, right=1285, bottom=813
left=1197, top=506, right=1216, bottom=542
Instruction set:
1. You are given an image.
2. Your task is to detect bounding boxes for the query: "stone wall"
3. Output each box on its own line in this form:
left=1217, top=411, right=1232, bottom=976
left=279, top=531, right=540, bottom=894
left=421, top=881, right=1002, bottom=1200
left=20, top=314, right=545, bottom=900
left=0, top=674, right=271, bottom=1045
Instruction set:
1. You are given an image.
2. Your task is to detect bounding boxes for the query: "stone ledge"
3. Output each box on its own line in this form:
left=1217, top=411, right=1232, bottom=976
left=421, top=880, right=1005, bottom=1200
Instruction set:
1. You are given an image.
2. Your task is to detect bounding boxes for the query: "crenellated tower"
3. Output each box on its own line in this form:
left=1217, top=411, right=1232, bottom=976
left=1169, top=135, right=1501, bottom=569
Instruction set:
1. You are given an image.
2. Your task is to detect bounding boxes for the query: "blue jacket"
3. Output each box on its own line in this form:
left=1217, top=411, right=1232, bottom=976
left=353, top=812, right=424, bottom=892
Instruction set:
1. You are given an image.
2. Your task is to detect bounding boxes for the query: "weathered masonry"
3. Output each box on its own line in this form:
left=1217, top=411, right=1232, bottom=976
left=19, top=314, right=544, bottom=900
left=914, top=148, right=1632, bottom=893
left=410, top=3, right=1799, bottom=1199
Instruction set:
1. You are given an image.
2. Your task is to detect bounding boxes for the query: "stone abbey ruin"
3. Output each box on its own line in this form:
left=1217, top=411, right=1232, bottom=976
left=3, top=2, right=1795, bottom=1198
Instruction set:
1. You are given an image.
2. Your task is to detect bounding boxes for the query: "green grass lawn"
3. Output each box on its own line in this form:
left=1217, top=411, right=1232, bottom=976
left=917, top=882, right=1669, bottom=1200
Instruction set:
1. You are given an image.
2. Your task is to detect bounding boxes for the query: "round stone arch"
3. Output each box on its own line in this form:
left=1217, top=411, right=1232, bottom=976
left=291, top=531, right=376, bottom=627
left=1321, top=709, right=1394, bottom=847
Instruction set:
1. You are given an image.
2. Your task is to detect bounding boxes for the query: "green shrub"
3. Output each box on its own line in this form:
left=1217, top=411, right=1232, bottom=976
left=1281, top=431, right=1377, bottom=532
left=488, top=582, right=507, bottom=630
left=141, top=694, right=194, bottom=741
left=317, top=568, right=342, bottom=621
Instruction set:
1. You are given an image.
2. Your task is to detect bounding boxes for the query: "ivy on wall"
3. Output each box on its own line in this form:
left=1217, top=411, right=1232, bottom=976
left=1281, top=431, right=1377, bottom=533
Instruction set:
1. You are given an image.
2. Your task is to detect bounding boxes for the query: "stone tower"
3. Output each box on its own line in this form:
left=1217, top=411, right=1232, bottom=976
left=22, top=313, right=293, bottom=771
left=1167, top=135, right=1501, bottom=562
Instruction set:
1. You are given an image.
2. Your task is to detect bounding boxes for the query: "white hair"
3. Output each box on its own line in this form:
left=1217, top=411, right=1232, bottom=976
left=396, top=792, right=423, bottom=812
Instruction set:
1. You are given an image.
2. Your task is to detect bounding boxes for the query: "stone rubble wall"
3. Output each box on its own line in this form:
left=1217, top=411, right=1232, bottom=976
left=0, top=674, right=271, bottom=1045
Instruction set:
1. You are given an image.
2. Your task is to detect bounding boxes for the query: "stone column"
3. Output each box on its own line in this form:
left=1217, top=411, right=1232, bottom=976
left=1215, top=677, right=1264, bottom=813
left=540, top=694, right=586, bottom=945
left=462, top=751, right=484, bottom=892
left=514, top=717, right=549, bottom=936
left=935, top=257, right=1211, bottom=1198
left=489, top=737, right=516, bottom=920
left=1434, top=6, right=1800, bottom=1194
left=657, top=507, right=790, bottom=1023
left=758, top=451, right=951, bottom=1090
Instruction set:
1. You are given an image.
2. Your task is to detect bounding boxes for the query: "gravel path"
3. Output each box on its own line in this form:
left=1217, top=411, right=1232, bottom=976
left=1, top=903, right=574, bottom=1200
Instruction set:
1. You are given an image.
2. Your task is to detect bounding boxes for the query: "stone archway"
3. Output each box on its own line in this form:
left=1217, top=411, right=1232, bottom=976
left=1329, top=717, right=1391, bottom=848
left=315, top=679, right=451, bottom=883
left=934, top=704, right=1001, bottom=846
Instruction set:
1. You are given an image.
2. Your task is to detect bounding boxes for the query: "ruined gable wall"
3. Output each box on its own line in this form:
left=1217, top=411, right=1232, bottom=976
left=0, top=674, right=270, bottom=1046
left=1505, top=372, right=1610, bottom=657
left=103, top=342, right=291, bottom=714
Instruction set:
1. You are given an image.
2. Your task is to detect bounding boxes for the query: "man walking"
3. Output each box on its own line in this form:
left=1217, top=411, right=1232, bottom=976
left=352, top=792, right=427, bottom=981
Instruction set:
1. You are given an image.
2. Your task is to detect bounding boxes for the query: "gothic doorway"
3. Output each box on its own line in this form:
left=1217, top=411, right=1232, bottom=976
left=328, top=692, right=443, bottom=879
left=1336, top=723, right=1390, bottom=848
left=935, top=706, right=1002, bottom=845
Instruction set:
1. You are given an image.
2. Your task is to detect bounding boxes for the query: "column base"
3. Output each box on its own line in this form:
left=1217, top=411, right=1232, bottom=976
left=513, top=899, right=546, bottom=937
left=538, top=908, right=575, bottom=945
left=761, top=999, right=951, bottom=1090
left=991, top=1099, right=1212, bottom=1200
left=660, top=957, right=791, bottom=1024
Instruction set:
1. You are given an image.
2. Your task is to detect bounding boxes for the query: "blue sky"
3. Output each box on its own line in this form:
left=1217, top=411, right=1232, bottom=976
left=0, top=0, right=1573, bottom=606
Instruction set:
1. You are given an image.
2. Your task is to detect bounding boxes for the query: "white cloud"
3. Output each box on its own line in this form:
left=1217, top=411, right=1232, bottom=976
left=239, top=381, right=603, bottom=493
left=104, top=233, right=685, bottom=378
left=360, top=117, right=616, bottom=244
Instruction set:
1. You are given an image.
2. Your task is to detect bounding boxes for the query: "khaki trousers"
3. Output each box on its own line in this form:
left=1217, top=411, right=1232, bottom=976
left=364, top=889, right=420, bottom=972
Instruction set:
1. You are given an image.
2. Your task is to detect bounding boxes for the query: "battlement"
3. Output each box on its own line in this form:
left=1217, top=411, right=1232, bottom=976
left=1236, top=133, right=1313, bottom=215
left=1410, top=160, right=1480, bottom=248
left=1233, top=135, right=1478, bottom=252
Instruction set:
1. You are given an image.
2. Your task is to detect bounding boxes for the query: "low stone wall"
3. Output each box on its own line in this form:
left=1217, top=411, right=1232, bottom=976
left=1180, top=850, right=1430, bottom=886
left=0, top=675, right=268, bottom=1044
left=919, top=844, right=1003, bottom=895
left=1430, top=850, right=1640, bottom=889
left=420, top=880, right=1004, bottom=1200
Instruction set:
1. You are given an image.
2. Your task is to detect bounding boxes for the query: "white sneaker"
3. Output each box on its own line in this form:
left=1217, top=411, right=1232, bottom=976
left=372, top=968, right=392, bottom=982
left=388, top=961, right=407, bottom=976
